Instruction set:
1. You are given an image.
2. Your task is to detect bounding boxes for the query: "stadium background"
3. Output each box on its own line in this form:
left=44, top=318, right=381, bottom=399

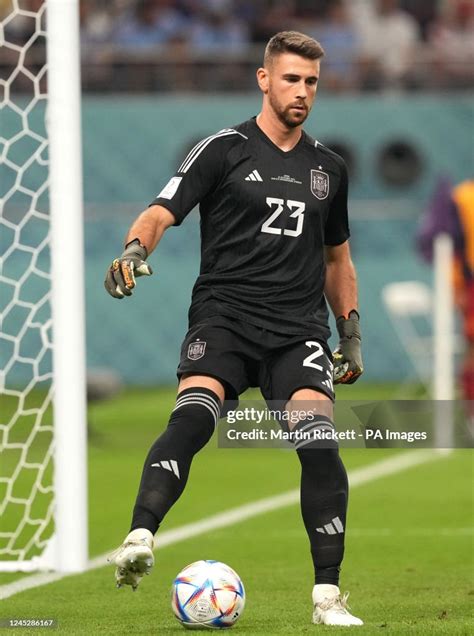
left=83, top=93, right=472, bottom=385
left=3, top=0, right=474, bottom=388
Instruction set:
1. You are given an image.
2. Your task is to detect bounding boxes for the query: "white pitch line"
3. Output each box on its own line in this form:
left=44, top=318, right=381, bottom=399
left=0, top=449, right=443, bottom=601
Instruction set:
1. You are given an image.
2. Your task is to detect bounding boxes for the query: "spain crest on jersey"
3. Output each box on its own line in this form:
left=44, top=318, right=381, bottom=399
left=311, top=169, right=329, bottom=200
left=187, top=341, right=206, bottom=360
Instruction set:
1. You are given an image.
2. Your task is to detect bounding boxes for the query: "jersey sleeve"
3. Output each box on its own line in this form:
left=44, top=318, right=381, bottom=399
left=149, top=131, right=232, bottom=226
left=324, top=158, right=350, bottom=246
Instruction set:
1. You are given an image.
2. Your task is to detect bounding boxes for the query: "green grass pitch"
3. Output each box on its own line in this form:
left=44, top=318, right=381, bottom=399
left=0, top=385, right=472, bottom=635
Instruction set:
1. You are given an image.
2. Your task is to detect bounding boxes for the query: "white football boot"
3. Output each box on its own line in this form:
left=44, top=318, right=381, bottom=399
left=312, top=584, right=363, bottom=626
left=108, top=528, right=154, bottom=591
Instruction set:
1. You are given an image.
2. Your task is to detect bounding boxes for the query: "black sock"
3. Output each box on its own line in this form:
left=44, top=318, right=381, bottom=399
left=130, top=387, right=220, bottom=534
left=294, top=416, right=348, bottom=586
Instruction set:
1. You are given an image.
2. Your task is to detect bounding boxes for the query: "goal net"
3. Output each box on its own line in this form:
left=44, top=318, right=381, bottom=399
left=0, top=0, right=88, bottom=572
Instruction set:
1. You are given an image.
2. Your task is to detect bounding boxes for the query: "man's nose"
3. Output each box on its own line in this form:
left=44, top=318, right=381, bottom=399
left=295, top=81, right=308, bottom=99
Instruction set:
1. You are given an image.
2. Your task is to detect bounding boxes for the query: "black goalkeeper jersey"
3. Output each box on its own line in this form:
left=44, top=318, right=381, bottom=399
left=151, top=117, right=350, bottom=339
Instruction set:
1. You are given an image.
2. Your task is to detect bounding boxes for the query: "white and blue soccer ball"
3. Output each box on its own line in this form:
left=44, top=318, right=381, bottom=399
left=171, top=560, right=245, bottom=629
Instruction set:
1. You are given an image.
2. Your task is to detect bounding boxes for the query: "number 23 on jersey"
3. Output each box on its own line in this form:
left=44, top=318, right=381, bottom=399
left=261, top=197, right=305, bottom=238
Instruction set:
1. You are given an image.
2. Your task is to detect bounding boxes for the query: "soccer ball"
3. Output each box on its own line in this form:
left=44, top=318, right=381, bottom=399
left=171, top=560, right=245, bottom=629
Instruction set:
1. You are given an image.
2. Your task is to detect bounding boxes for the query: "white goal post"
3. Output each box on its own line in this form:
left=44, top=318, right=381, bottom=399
left=433, top=233, right=455, bottom=449
left=0, top=0, right=87, bottom=572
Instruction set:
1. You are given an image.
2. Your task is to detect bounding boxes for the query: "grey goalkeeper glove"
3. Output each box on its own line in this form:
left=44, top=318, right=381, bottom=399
left=104, top=239, right=153, bottom=299
left=333, top=309, right=363, bottom=384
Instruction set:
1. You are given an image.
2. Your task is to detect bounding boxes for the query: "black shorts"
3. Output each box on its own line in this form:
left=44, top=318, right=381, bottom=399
left=177, top=315, right=335, bottom=403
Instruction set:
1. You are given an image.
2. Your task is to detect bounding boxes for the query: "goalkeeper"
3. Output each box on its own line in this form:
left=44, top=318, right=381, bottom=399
left=105, top=31, right=363, bottom=627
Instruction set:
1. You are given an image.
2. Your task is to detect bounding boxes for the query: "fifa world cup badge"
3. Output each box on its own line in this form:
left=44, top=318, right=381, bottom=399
left=311, top=169, right=329, bottom=200
left=187, top=340, right=207, bottom=360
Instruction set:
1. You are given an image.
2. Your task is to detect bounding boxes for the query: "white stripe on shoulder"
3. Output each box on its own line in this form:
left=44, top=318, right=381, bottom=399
left=179, top=128, right=247, bottom=174
left=179, top=128, right=247, bottom=173
left=178, top=132, right=220, bottom=172
left=180, top=131, right=238, bottom=174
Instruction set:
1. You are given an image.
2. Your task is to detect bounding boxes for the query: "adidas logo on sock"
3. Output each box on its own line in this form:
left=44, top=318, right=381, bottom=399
left=151, top=460, right=180, bottom=479
left=316, top=516, right=344, bottom=535
left=245, top=169, right=263, bottom=182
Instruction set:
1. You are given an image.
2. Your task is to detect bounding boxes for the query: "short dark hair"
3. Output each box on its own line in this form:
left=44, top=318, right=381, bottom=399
left=264, top=31, right=325, bottom=67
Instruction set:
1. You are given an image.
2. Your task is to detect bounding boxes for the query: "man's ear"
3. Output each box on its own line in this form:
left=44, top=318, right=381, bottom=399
left=256, top=67, right=269, bottom=93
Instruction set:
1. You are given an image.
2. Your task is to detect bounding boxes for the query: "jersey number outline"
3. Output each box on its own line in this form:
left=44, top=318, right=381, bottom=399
left=303, top=341, right=324, bottom=371
left=303, top=341, right=334, bottom=393
left=261, top=198, right=305, bottom=237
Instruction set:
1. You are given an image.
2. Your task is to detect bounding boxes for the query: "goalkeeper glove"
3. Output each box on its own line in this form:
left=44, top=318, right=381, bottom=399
left=333, top=309, right=363, bottom=384
left=104, top=239, right=152, bottom=299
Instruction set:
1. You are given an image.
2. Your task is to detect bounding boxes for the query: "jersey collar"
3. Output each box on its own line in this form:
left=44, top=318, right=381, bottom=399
left=250, top=116, right=306, bottom=157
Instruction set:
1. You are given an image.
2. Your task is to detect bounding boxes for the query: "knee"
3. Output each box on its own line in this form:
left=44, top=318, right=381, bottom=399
left=292, top=416, right=339, bottom=454
left=165, top=387, right=221, bottom=451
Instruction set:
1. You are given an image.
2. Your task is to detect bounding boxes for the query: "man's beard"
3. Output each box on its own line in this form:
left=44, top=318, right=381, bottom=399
left=269, top=90, right=309, bottom=128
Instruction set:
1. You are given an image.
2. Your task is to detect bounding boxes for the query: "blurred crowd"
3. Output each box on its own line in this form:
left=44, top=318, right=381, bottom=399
left=2, top=0, right=474, bottom=91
